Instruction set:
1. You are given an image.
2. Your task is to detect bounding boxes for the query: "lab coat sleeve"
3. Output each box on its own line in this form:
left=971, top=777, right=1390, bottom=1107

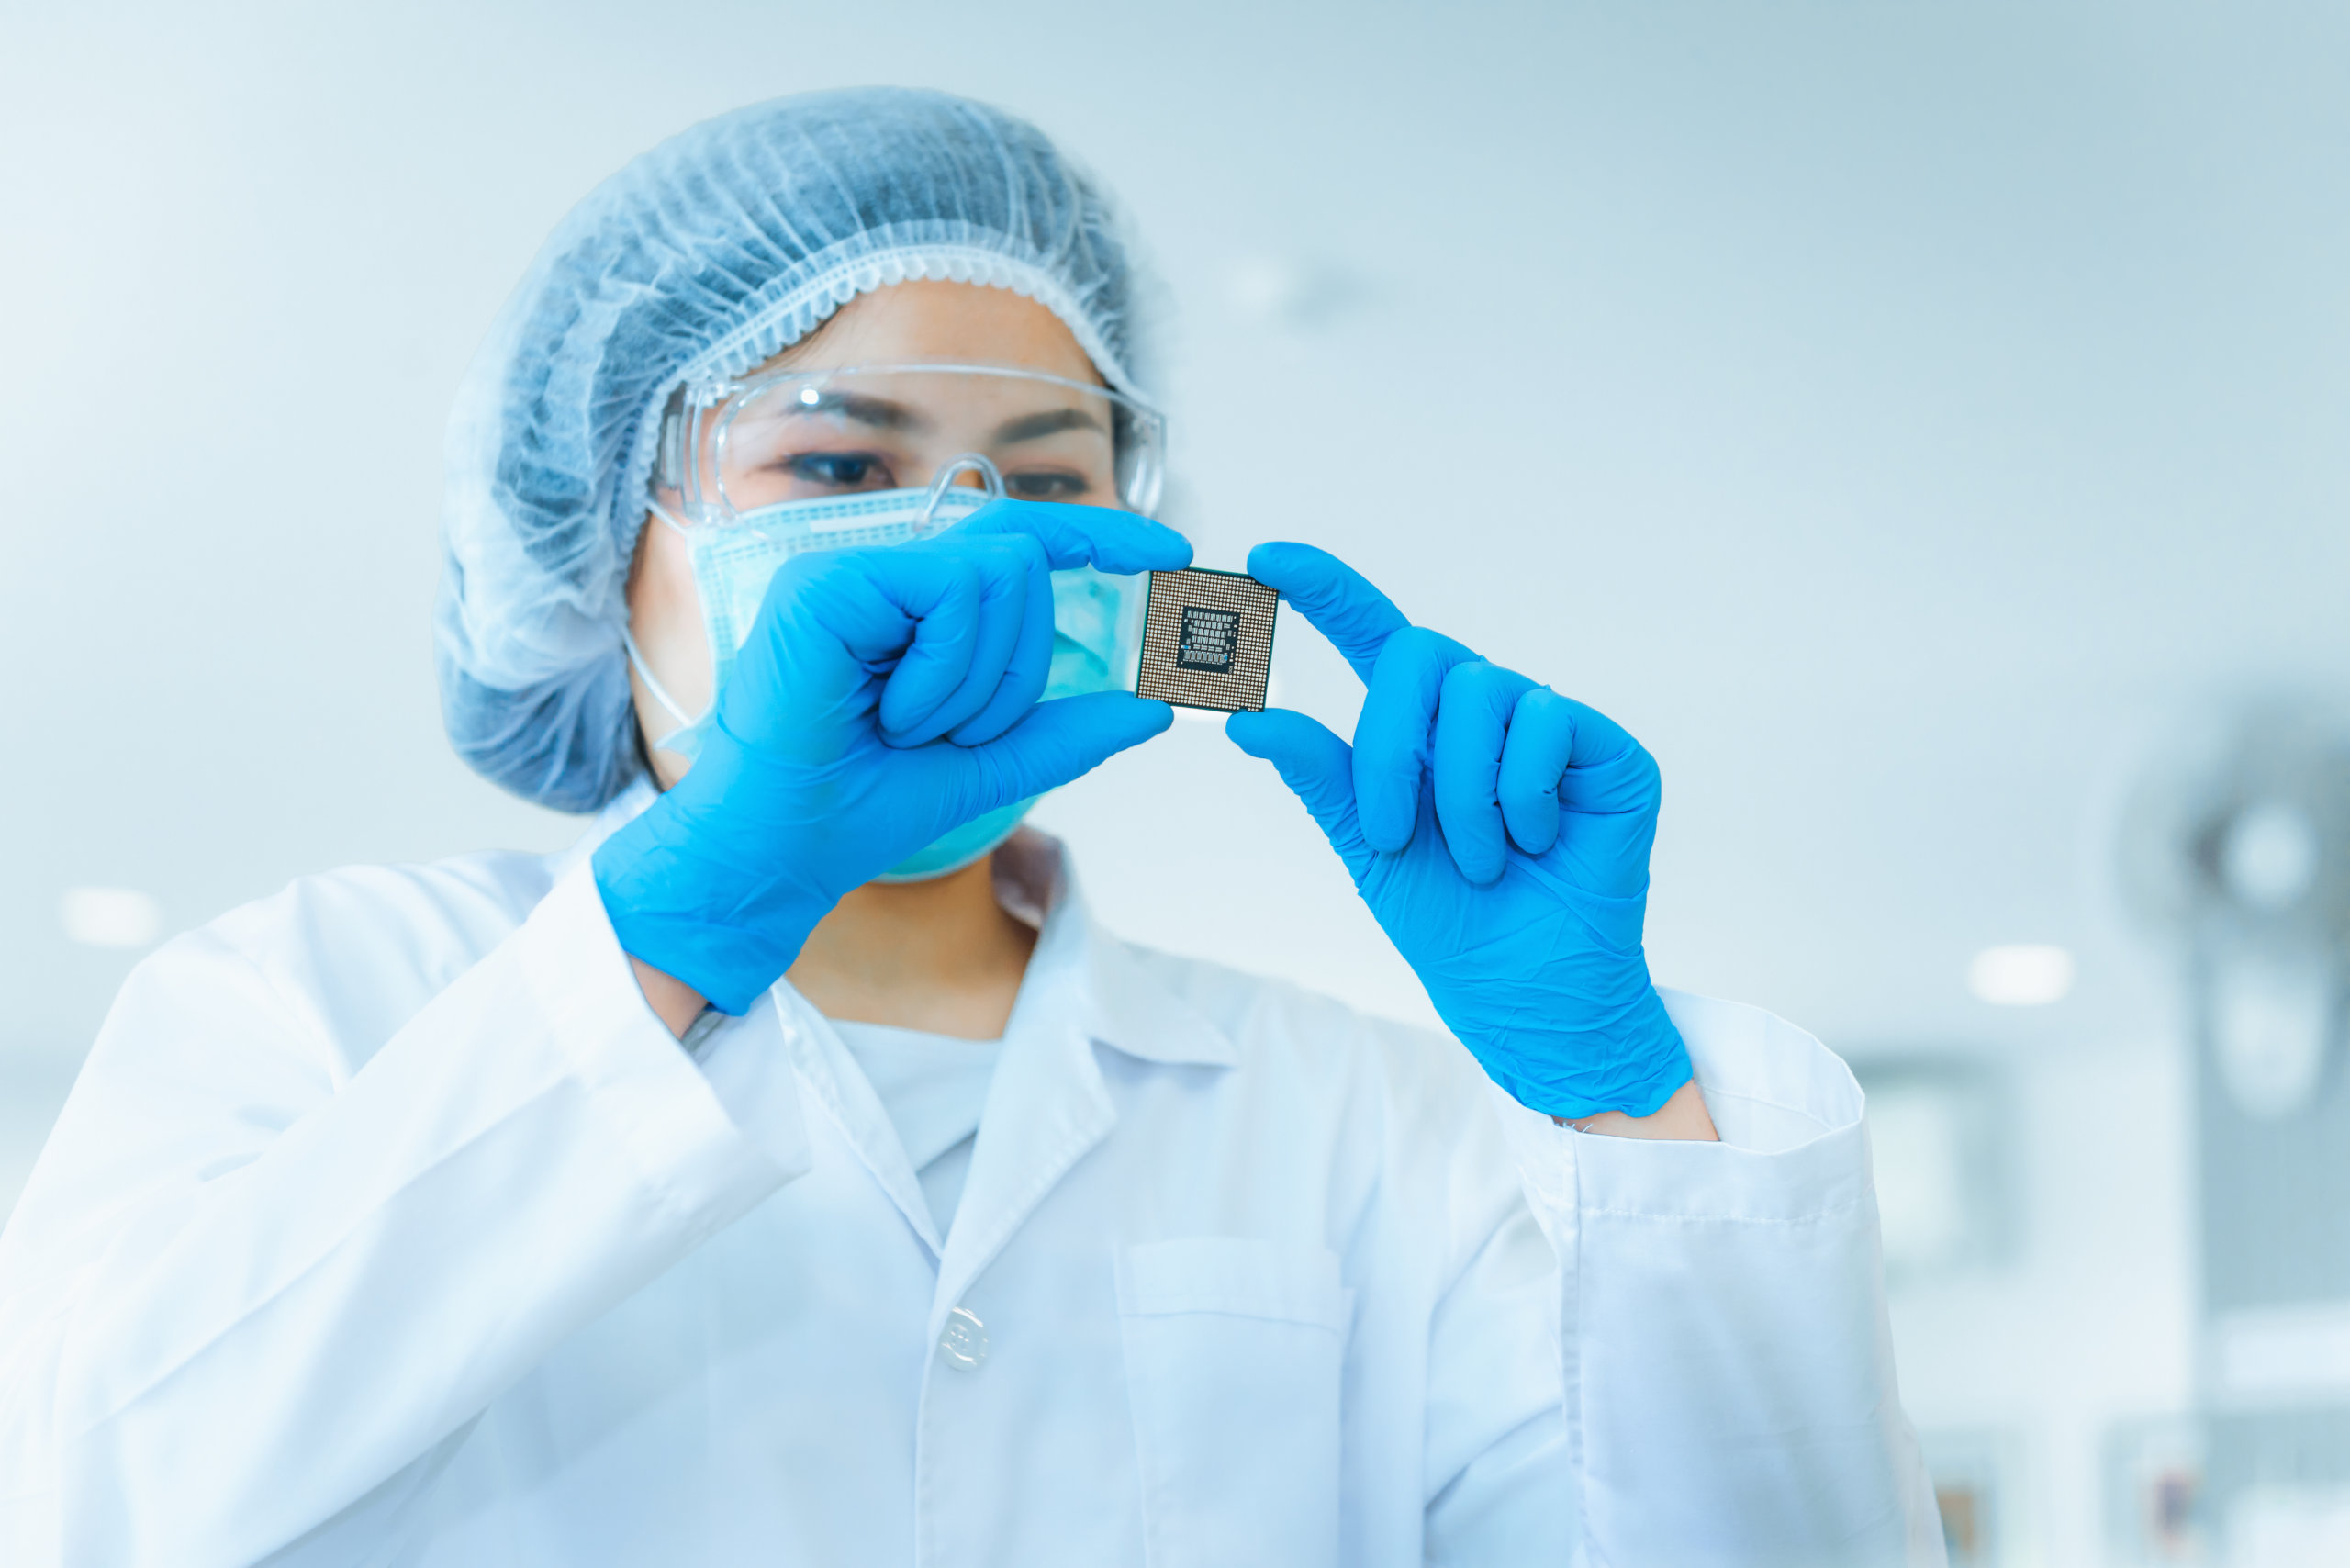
left=1460, top=990, right=1945, bottom=1567
left=0, top=864, right=809, bottom=1568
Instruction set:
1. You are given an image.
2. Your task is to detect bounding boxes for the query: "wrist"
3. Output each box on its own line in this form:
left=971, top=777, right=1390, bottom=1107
left=1557, top=1077, right=1718, bottom=1142
left=627, top=956, right=710, bottom=1038
left=591, top=798, right=828, bottom=1015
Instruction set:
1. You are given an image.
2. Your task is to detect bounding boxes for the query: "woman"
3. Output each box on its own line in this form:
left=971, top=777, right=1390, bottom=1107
left=0, top=89, right=1940, bottom=1564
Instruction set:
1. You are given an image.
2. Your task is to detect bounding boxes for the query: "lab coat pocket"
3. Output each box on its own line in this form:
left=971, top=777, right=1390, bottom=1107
left=1115, top=1238, right=1353, bottom=1568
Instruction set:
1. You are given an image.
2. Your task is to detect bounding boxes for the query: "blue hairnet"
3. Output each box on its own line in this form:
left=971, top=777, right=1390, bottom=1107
left=435, top=88, right=1152, bottom=812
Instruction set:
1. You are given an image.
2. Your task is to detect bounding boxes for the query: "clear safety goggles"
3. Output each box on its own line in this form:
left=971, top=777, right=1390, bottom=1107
left=653, top=363, right=1167, bottom=525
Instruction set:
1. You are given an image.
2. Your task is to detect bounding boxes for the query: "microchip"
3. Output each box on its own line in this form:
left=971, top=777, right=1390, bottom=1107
left=1135, top=568, right=1279, bottom=711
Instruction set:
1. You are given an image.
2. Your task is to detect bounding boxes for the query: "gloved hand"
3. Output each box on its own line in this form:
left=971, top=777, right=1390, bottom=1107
left=1226, top=543, right=1691, bottom=1119
left=595, top=499, right=1191, bottom=1014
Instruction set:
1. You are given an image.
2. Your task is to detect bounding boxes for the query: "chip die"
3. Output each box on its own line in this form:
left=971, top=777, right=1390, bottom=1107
left=1135, top=568, right=1279, bottom=711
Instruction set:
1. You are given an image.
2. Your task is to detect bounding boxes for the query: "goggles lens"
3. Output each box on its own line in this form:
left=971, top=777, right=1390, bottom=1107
left=670, top=364, right=1164, bottom=522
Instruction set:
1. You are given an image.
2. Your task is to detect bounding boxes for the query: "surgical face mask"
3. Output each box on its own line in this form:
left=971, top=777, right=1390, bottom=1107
left=625, top=456, right=1148, bottom=882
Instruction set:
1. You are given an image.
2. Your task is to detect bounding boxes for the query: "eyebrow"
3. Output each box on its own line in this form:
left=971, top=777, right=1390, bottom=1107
left=797, top=390, right=931, bottom=434
left=990, top=407, right=1108, bottom=444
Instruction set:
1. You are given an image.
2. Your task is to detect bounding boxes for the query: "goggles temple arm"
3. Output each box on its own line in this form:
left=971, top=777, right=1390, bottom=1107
left=655, top=386, right=690, bottom=495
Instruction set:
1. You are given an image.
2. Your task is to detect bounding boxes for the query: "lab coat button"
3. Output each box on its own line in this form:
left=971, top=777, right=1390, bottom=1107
left=939, top=1305, right=989, bottom=1371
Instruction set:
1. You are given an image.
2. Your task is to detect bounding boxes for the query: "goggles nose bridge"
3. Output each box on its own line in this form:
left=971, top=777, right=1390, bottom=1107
left=919, top=453, right=1007, bottom=532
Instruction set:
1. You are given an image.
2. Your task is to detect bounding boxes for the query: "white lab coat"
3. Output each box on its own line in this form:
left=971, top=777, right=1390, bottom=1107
left=0, top=792, right=1942, bottom=1566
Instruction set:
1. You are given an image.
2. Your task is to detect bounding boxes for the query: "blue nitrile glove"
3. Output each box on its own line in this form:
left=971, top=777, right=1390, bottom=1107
left=1225, top=543, right=1691, bottom=1120
left=595, top=499, right=1191, bottom=1014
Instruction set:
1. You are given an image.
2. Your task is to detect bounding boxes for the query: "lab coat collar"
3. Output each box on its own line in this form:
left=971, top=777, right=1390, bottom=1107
left=992, top=828, right=1237, bottom=1071
left=755, top=827, right=1238, bottom=1254
left=550, top=794, right=1236, bottom=1276
left=921, top=827, right=1242, bottom=1318
left=1083, top=936, right=1237, bottom=1068
left=559, top=786, right=1236, bottom=1070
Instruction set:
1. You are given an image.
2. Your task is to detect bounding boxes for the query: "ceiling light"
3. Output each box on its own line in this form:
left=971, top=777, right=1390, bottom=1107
left=61, top=887, right=162, bottom=949
left=1968, top=944, right=2074, bottom=1007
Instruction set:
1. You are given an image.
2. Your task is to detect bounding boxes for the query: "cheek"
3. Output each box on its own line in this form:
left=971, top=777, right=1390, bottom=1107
left=625, top=519, right=714, bottom=717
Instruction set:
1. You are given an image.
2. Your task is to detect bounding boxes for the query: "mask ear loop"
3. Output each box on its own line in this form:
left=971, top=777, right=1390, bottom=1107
left=625, top=494, right=707, bottom=742
left=919, top=453, right=1007, bottom=532
left=622, top=630, right=698, bottom=735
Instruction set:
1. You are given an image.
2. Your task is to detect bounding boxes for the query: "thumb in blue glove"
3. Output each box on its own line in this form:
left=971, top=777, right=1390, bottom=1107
left=1225, top=542, right=1691, bottom=1120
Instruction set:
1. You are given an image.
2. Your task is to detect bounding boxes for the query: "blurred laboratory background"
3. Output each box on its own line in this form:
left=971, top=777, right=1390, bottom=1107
left=5, top=2, right=2347, bottom=1562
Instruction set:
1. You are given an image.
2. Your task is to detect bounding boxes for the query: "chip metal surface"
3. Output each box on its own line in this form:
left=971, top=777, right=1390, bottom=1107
left=1135, top=568, right=1279, bottom=711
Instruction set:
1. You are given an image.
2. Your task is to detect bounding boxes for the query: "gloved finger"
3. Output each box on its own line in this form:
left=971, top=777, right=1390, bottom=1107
left=1244, top=542, right=1414, bottom=685
left=1352, top=624, right=1477, bottom=854
left=1432, top=660, right=1539, bottom=885
left=1494, top=686, right=1574, bottom=856
left=768, top=545, right=977, bottom=744
left=1225, top=709, right=1371, bottom=880
left=946, top=538, right=1058, bottom=745
left=881, top=534, right=1045, bottom=746
left=767, top=546, right=919, bottom=667
left=867, top=547, right=1005, bottom=743
left=1546, top=697, right=1659, bottom=819
left=1504, top=689, right=1662, bottom=899
left=946, top=691, right=1176, bottom=813
left=954, top=498, right=1192, bottom=575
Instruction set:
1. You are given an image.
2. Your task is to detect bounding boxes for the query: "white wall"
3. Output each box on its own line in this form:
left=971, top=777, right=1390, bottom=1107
left=6, top=4, right=2346, bottom=1559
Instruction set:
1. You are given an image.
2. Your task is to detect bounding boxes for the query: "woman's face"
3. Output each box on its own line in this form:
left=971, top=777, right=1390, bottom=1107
left=624, top=280, right=1109, bottom=788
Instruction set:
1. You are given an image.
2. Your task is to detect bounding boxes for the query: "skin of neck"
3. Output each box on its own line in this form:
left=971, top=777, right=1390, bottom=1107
left=784, top=863, right=1038, bottom=1040
left=623, top=280, right=1098, bottom=1041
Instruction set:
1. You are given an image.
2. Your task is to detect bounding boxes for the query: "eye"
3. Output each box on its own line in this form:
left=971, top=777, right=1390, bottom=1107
left=783, top=452, right=894, bottom=489
left=1004, top=469, right=1092, bottom=502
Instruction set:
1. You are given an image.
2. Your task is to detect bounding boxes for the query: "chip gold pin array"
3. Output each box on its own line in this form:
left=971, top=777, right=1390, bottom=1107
left=1134, top=568, right=1281, bottom=712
